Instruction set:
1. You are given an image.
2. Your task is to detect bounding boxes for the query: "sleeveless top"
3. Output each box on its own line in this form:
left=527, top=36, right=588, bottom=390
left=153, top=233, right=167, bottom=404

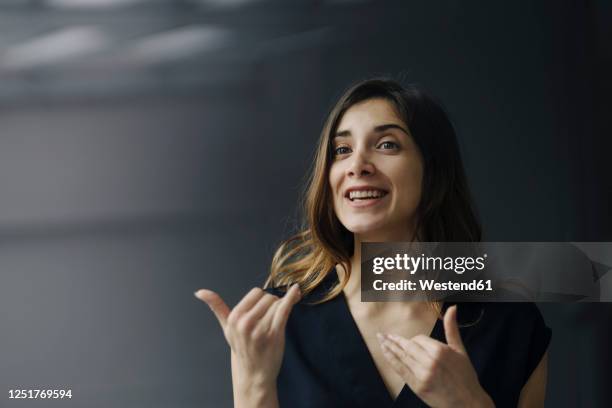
left=264, top=269, right=552, bottom=408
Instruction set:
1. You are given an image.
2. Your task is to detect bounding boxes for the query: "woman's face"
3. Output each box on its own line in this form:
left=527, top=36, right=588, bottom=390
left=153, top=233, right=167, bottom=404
left=328, top=98, right=424, bottom=240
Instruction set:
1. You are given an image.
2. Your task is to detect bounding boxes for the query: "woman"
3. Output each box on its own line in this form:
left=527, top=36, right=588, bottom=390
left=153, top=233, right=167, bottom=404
left=195, top=78, right=551, bottom=407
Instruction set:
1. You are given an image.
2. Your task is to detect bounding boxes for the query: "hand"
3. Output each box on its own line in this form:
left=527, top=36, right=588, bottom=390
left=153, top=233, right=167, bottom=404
left=377, top=305, right=494, bottom=408
left=194, top=284, right=301, bottom=390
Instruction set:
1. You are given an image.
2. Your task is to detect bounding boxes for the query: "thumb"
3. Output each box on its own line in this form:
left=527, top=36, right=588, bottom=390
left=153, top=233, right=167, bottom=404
left=443, top=305, right=466, bottom=354
left=195, top=289, right=230, bottom=331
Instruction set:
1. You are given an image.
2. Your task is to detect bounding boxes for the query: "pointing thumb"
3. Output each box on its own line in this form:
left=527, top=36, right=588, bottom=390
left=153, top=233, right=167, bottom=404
left=195, top=289, right=230, bottom=331
left=443, top=305, right=467, bottom=354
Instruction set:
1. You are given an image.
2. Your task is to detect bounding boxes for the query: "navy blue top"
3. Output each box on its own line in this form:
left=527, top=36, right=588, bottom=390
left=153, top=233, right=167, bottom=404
left=265, top=269, right=552, bottom=408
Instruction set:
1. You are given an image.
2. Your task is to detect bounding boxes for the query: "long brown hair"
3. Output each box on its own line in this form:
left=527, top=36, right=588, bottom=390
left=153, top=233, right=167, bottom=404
left=264, top=78, right=481, bottom=304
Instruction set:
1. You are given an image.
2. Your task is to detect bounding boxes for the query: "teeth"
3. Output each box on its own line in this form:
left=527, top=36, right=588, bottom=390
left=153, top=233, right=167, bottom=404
left=349, top=190, right=387, bottom=200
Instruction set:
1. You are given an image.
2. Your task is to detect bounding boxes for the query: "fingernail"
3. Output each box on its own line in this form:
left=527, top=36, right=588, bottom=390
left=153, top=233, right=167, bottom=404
left=376, top=332, right=384, bottom=341
left=388, top=333, right=399, bottom=341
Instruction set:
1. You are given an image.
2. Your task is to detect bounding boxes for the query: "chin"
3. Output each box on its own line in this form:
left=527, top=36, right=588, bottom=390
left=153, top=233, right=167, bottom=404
left=341, top=218, right=387, bottom=235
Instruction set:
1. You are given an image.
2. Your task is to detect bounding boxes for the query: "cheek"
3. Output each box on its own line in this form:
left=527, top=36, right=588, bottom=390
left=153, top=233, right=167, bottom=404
left=328, top=165, right=342, bottom=196
left=394, top=162, right=424, bottom=207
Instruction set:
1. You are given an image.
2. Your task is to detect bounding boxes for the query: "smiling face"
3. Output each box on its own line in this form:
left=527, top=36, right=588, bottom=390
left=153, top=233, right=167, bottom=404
left=328, top=98, right=424, bottom=241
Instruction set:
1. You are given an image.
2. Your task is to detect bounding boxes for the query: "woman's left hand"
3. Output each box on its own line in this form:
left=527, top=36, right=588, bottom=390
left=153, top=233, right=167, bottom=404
left=377, top=305, right=495, bottom=408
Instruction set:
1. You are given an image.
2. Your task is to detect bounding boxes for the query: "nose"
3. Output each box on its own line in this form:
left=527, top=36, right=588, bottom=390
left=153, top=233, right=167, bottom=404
left=346, top=149, right=375, bottom=178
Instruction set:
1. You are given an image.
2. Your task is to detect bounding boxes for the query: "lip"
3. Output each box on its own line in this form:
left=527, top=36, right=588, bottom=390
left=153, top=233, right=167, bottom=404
left=343, top=185, right=389, bottom=198
left=343, top=185, right=389, bottom=208
left=345, top=193, right=388, bottom=208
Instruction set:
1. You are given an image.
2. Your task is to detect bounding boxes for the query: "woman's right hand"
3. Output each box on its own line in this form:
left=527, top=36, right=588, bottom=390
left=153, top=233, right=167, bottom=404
left=195, top=284, right=301, bottom=393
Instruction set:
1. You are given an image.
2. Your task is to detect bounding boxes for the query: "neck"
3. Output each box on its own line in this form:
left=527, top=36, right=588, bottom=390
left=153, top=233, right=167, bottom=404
left=340, top=225, right=418, bottom=307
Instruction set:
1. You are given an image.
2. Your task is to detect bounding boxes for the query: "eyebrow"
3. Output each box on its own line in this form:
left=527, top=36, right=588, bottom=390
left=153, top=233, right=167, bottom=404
left=334, top=123, right=410, bottom=138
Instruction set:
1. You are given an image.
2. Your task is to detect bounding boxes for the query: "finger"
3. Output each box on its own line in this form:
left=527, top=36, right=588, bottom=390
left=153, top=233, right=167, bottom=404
left=386, top=334, right=430, bottom=363
left=379, top=334, right=434, bottom=393
left=258, top=299, right=281, bottom=333
left=443, top=305, right=466, bottom=354
left=410, top=335, right=448, bottom=362
left=256, top=299, right=282, bottom=334
left=271, top=283, right=302, bottom=330
left=241, top=293, right=278, bottom=327
left=386, top=335, right=432, bottom=376
left=378, top=335, right=416, bottom=383
left=388, top=332, right=442, bottom=351
left=232, top=287, right=266, bottom=318
left=194, top=289, right=230, bottom=331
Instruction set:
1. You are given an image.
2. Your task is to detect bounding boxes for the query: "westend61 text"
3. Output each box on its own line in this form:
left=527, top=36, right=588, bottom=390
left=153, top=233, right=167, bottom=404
left=373, top=279, right=493, bottom=292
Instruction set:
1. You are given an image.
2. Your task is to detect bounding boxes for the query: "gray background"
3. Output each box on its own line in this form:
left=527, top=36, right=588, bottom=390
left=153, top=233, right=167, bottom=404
left=0, top=1, right=610, bottom=407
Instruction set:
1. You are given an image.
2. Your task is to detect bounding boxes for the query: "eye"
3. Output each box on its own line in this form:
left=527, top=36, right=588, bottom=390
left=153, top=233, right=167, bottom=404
left=378, top=140, right=399, bottom=150
left=333, top=146, right=351, bottom=156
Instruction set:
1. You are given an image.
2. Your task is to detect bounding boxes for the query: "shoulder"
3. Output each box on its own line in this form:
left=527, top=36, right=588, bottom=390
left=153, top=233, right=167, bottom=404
left=477, top=301, right=544, bottom=319
left=462, top=301, right=551, bottom=344
left=263, top=270, right=340, bottom=304
left=263, top=285, right=287, bottom=297
left=460, top=301, right=551, bottom=387
left=477, top=302, right=549, bottom=332
left=262, top=283, right=333, bottom=305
